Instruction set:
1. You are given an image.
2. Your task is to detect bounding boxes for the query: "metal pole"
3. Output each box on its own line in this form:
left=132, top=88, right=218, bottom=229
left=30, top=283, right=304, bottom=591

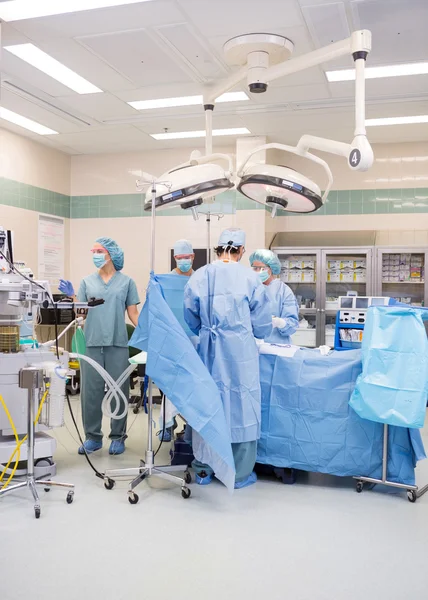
left=382, top=423, right=388, bottom=482
left=146, top=379, right=153, bottom=459
left=146, top=184, right=157, bottom=463
left=150, top=184, right=156, bottom=272
left=354, top=57, right=367, bottom=137
left=206, top=212, right=211, bottom=264
left=27, top=387, right=35, bottom=479
left=205, top=107, right=213, bottom=155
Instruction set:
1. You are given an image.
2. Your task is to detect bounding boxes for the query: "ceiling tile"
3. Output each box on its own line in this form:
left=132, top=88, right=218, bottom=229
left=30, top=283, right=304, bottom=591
left=177, top=0, right=304, bottom=37
left=8, top=1, right=185, bottom=39
left=59, top=93, right=138, bottom=121
left=77, top=28, right=195, bottom=87
left=53, top=125, right=156, bottom=153
left=0, top=88, right=85, bottom=133
left=351, top=0, right=428, bottom=63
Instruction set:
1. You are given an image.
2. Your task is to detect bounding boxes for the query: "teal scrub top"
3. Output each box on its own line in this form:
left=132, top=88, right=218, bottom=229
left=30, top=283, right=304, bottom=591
left=78, top=272, right=140, bottom=347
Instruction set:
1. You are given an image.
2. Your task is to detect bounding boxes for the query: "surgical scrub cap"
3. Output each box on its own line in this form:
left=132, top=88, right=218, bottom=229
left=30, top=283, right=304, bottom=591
left=249, top=249, right=281, bottom=275
left=95, top=237, right=124, bottom=271
left=217, top=228, right=246, bottom=248
left=174, top=239, right=193, bottom=256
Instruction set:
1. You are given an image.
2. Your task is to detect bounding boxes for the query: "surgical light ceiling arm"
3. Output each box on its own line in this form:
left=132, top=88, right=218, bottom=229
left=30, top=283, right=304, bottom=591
left=203, top=30, right=374, bottom=173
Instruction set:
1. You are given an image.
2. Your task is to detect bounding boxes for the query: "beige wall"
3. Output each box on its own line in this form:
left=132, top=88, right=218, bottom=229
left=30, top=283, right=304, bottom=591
left=1, top=128, right=71, bottom=280
left=1, top=128, right=71, bottom=195
left=266, top=141, right=428, bottom=190
left=71, top=145, right=235, bottom=196
left=0, top=204, right=71, bottom=279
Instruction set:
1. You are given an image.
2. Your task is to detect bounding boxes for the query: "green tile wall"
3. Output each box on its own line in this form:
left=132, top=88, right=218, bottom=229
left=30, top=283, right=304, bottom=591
left=0, top=177, right=70, bottom=218
left=69, top=189, right=263, bottom=218
left=1, top=177, right=428, bottom=219
left=276, top=188, right=428, bottom=217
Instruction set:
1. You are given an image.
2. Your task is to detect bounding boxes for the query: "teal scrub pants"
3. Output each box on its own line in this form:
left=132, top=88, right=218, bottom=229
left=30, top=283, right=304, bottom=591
left=192, top=440, right=257, bottom=483
left=81, top=346, right=129, bottom=442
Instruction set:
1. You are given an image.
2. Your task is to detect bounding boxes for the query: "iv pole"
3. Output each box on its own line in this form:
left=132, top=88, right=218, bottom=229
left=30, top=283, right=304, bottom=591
left=104, top=180, right=192, bottom=503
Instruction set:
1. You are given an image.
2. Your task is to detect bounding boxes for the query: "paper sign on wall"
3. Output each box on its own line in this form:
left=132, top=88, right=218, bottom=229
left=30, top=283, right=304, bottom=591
left=38, top=215, right=64, bottom=285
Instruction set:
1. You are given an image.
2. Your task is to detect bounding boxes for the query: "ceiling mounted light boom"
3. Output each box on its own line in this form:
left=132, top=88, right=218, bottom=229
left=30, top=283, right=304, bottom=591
left=199, top=30, right=374, bottom=215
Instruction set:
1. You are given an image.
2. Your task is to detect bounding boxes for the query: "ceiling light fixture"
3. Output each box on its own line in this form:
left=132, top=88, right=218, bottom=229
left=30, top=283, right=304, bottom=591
left=151, top=127, right=250, bottom=140
left=365, top=115, right=428, bottom=127
left=326, top=61, right=428, bottom=82
left=128, top=91, right=249, bottom=111
left=4, top=44, right=102, bottom=94
left=0, top=0, right=152, bottom=21
left=0, top=108, right=58, bottom=135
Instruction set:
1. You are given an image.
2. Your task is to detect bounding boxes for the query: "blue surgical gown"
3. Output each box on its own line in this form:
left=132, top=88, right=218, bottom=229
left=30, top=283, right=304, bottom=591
left=264, top=279, right=299, bottom=344
left=184, top=261, right=272, bottom=443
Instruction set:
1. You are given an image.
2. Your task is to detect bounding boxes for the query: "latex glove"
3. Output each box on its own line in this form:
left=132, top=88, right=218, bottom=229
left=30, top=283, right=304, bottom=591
left=272, top=316, right=286, bottom=329
left=59, top=279, right=75, bottom=296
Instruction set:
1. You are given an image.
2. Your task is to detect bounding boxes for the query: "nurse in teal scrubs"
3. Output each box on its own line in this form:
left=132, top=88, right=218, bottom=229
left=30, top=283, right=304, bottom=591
left=59, top=237, right=140, bottom=456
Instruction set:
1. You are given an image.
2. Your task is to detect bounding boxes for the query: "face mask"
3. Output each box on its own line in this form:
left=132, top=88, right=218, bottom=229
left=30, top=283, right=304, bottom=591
left=93, top=254, right=107, bottom=269
left=259, top=269, right=270, bottom=283
left=177, top=259, right=192, bottom=273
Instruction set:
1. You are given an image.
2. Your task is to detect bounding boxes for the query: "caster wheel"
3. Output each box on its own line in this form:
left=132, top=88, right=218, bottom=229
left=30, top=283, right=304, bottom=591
left=104, top=478, right=115, bottom=490
left=181, top=487, right=191, bottom=499
left=35, top=507, right=41, bottom=519
left=356, top=482, right=364, bottom=493
left=128, top=493, right=139, bottom=505
left=66, top=491, right=74, bottom=504
left=184, top=471, right=192, bottom=484
left=407, top=490, right=417, bottom=503
left=133, top=407, right=139, bottom=415
left=44, top=486, right=51, bottom=492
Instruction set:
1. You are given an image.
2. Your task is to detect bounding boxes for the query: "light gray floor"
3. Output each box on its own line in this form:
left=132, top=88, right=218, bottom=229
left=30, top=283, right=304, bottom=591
left=1, top=397, right=428, bottom=600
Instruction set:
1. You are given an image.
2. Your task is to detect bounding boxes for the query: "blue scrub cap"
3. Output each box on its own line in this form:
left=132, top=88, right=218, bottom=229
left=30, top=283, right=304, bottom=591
left=95, top=237, right=124, bottom=271
left=249, top=249, right=281, bottom=275
left=174, top=239, right=193, bottom=256
left=217, top=228, right=246, bottom=248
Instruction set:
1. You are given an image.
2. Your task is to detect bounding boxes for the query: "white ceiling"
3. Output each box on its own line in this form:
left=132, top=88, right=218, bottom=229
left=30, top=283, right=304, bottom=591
left=0, top=0, right=427, bottom=155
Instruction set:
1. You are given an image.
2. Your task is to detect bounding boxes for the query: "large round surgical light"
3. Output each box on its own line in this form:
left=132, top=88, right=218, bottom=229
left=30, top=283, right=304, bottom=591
left=237, top=164, right=323, bottom=214
left=144, top=163, right=233, bottom=214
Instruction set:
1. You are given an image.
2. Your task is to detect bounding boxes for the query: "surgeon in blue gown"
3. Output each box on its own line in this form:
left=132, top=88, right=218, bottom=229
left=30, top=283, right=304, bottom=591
left=250, top=249, right=299, bottom=344
left=183, top=228, right=272, bottom=488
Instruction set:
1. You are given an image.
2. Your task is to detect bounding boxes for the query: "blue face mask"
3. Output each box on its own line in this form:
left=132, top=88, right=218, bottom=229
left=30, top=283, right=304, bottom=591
left=93, top=254, right=107, bottom=269
left=177, top=259, right=192, bottom=273
left=259, top=269, right=270, bottom=283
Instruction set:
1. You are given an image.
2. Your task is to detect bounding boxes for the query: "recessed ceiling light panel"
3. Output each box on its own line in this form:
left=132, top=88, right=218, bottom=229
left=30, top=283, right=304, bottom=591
left=4, top=44, right=102, bottom=94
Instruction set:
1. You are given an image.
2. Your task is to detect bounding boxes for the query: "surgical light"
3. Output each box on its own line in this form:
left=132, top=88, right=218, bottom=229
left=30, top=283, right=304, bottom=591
left=142, top=154, right=234, bottom=220
left=128, top=91, right=248, bottom=111
left=0, top=108, right=58, bottom=135
left=150, top=128, right=250, bottom=140
left=237, top=143, right=332, bottom=216
left=0, top=0, right=152, bottom=21
left=4, top=44, right=102, bottom=95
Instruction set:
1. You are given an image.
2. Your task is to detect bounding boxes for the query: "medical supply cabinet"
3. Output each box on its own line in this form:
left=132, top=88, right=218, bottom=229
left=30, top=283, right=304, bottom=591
left=271, top=232, right=428, bottom=347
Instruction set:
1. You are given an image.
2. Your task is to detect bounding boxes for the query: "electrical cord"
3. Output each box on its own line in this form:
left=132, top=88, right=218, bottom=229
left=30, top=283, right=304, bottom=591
left=65, top=391, right=108, bottom=482
left=0, top=387, right=49, bottom=489
left=0, top=248, right=60, bottom=358
left=154, top=391, right=167, bottom=458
